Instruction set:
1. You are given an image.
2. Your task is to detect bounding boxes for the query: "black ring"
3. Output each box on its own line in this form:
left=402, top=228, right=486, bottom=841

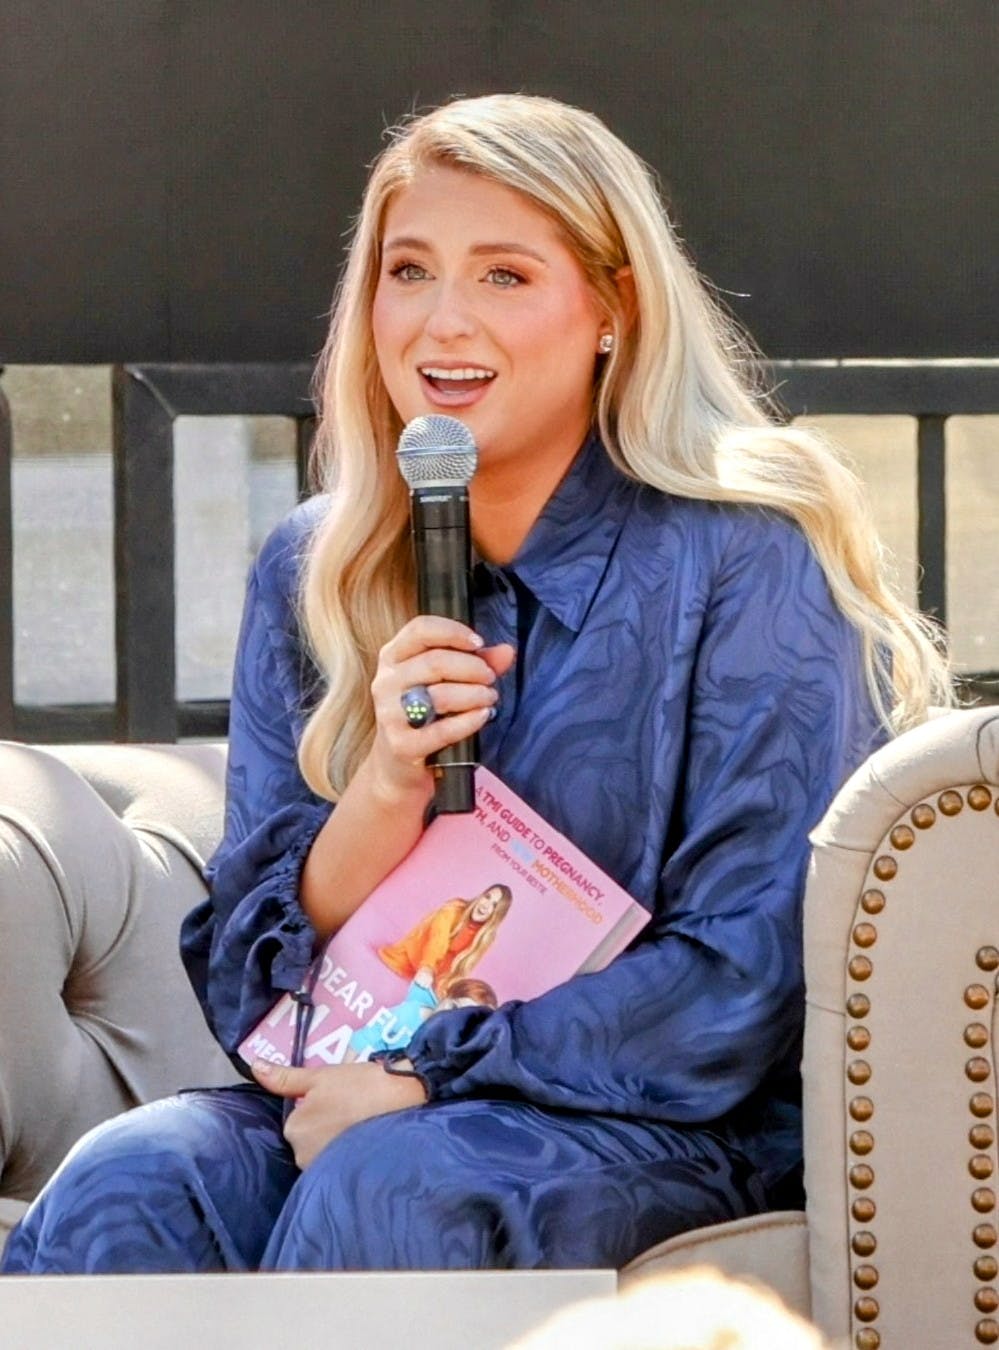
left=400, top=685, right=436, bottom=729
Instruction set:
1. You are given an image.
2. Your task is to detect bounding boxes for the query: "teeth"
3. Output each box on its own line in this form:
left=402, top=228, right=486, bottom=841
left=420, top=366, right=496, bottom=381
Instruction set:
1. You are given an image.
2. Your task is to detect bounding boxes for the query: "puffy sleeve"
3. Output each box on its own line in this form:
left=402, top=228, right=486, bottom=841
left=405, top=513, right=885, bottom=1124
left=180, top=505, right=333, bottom=1058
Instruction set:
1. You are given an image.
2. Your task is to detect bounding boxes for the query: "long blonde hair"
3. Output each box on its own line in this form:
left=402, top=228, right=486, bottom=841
left=298, top=93, right=951, bottom=800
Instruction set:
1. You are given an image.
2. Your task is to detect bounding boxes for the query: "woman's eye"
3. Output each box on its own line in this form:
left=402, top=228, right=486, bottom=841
left=486, top=266, right=524, bottom=288
left=389, top=262, right=429, bottom=282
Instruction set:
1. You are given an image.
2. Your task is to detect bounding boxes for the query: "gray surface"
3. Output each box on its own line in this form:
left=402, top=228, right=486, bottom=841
left=0, top=1270, right=616, bottom=1350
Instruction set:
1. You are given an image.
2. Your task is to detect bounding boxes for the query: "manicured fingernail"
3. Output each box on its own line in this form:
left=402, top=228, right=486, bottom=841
left=487, top=706, right=498, bottom=721
left=470, top=632, right=485, bottom=648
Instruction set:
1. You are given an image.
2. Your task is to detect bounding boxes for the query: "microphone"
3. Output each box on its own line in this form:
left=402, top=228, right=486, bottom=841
left=396, top=414, right=479, bottom=815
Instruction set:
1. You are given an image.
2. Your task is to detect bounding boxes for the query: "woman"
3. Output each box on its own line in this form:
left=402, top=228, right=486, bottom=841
left=2, top=93, right=948, bottom=1274
left=377, top=884, right=513, bottom=994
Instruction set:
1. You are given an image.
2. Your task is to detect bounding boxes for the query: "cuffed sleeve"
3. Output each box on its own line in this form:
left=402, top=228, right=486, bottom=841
left=406, top=512, right=883, bottom=1124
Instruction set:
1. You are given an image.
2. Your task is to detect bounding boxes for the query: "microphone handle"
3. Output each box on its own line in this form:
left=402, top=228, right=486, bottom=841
left=411, top=486, right=477, bottom=814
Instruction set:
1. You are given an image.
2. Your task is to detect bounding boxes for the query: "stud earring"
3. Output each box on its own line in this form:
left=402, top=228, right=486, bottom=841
left=598, top=333, right=614, bottom=355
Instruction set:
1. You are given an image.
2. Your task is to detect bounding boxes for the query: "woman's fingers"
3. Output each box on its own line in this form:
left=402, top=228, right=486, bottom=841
left=418, top=680, right=499, bottom=717
left=380, top=616, right=484, bottom=665
left=383, top=705, right=494, bottom=761
left=382, top=647, right=498, bottom=695
left=366, top=619, right=515, bottom=790
left=481, top=642, right=517, bottom=679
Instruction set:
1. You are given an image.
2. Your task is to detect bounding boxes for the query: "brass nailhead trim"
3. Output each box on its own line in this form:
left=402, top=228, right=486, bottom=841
left=854, top=1297, right=879, bottom=1323
left=849, top=956, right=873, bottom=981
left=847, top=993, right=871, bottom=1019
left=853, top=1264, right=879, bottom=1290
left=939, top=789, right=964, bottom=816
left=968, top=961, right=997, bottom=1333
left=850, top=1096, right=874, bottom=1122
left=850, top=1131, right=875, bottom=1156
left=861, top=889, right=885, bottom=915
left=912, top=802, right=936, bottom=828
left=969, top=785, right=993, bottom=811
left=852, top=1231, right=877, bottom=1257
left=853, top=923, right=877, bottom=948
left=848, top=1060, right=873, bottom=1086
left=974, top=1189, right=997, bottom=1214
left=889, top=823, right=915, bottom=849
left=850, top=1164, right=875, bottom=1190
left=847, top=1026, right=871, bottom=1051
left=872, top=856, right=897, bottom=881
left=852, top=1197, right=877, bottom=1223
left=856, top=1331, right=881, bottom=1350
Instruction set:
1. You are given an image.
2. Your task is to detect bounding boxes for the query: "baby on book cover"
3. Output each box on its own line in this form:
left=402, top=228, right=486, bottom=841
left=239, top=767, right=649, bottom=1070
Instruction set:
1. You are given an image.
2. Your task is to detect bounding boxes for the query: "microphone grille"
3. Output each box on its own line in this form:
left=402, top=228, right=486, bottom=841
left=396, top=415, right=478, bottom=488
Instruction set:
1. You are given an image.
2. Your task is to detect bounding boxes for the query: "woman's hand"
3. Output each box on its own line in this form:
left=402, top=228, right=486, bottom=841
left=299, top=619, right=514, bottom=938
left=251, top=1059, right=427, bottom=1170
left=366, top=616, right=515, bottom=805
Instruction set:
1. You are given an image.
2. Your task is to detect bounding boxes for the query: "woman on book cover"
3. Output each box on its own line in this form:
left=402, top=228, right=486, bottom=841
left=3, top=94, right=950, bottom=1276
left=375, top=884, right=513, bottom=995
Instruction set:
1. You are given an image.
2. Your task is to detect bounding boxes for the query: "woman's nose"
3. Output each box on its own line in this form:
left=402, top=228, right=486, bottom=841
left=423, top=281, right=477, bottom=343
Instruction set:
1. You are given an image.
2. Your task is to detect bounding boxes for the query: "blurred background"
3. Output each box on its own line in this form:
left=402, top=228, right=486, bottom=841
left=1, top=1, right=996, bottom=736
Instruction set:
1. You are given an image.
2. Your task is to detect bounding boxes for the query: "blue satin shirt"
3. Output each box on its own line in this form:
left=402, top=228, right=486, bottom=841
left=180, top=433, right=884, bottom=1196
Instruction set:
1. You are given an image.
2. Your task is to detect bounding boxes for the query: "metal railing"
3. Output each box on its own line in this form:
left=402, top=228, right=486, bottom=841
left=1, top=359, right=997, bottom=744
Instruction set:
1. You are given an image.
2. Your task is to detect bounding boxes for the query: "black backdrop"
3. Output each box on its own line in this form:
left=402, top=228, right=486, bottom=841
left=1, top=0, right=996, bottom=363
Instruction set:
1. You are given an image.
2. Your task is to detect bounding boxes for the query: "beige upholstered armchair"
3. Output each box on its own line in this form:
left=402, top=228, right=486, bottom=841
left=2, top=707, right=998, bottom=1348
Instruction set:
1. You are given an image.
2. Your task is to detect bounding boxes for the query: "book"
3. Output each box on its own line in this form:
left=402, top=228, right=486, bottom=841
left=238, top=765, right=650, bottom=1070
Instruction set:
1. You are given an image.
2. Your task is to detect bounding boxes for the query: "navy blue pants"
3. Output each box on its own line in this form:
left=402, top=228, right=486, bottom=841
left=2, top=1085, right=767, bottom=1273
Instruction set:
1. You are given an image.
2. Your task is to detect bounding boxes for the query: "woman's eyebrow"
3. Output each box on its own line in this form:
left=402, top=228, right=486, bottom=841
left=382, top=235, right=548, bottom=265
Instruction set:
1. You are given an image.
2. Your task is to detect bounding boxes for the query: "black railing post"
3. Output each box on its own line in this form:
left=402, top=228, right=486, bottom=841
left=112, top=365, right=179, bottom=741
left=916, top=415, right=948, bottom=626
left=0, top=374, right=14, bottom=738
left=296, top=415, right=317, bottom=498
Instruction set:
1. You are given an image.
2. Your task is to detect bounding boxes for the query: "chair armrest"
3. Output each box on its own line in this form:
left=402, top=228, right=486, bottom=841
left=803, top=708, right=999, bottom=1345
left=0, top=741, right=239, bottom=1212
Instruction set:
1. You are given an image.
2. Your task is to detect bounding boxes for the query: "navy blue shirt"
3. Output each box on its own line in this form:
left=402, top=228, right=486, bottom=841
left=181, top=434, right=884, bottom=1192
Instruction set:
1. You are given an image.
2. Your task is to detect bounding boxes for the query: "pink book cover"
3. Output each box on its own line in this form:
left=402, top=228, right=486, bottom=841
left=238, top=766, right=650, bottom=1069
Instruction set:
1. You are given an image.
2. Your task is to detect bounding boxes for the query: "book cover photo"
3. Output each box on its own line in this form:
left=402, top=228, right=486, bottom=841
left=239, top=766, right=650, bottom=1071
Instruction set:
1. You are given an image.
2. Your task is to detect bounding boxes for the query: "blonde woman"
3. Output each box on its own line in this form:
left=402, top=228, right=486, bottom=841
left=3, top=94, right=948, bottom=1275
left=377, top=883, right=513, bottom=994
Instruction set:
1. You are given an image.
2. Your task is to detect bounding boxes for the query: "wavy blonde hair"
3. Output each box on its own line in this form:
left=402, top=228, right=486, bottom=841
left=298, top=93, right=950, bottom=800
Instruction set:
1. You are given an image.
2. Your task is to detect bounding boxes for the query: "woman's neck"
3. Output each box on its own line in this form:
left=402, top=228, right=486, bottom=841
left=469, top=444, right=582, bottom=565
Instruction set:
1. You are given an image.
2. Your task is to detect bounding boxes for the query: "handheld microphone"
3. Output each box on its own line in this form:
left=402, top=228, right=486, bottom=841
left=396, top=414, right=479, bottom=815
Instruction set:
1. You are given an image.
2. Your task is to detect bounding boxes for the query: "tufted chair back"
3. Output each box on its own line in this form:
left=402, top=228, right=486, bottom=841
left=804, top=706, right=999, bottom=1347
left=0, top=741, right=239, bottom=1243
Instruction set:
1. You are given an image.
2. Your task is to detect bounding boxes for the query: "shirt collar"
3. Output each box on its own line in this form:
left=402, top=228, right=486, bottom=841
left=500, top=433, right=639, bottom=633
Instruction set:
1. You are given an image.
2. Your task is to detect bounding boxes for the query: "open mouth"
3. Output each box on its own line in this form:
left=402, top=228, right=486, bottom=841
left=419, top=365, right=497, bottom=396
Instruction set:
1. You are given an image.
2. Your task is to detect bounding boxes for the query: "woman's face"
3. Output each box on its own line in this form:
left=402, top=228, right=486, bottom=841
left=372, top=164, right=606, bottom=482
left=471, top=887, right=504, bottom=922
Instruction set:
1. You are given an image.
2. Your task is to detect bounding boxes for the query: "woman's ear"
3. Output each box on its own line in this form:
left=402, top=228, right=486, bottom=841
left=612, top=265, right=637, bottom=334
